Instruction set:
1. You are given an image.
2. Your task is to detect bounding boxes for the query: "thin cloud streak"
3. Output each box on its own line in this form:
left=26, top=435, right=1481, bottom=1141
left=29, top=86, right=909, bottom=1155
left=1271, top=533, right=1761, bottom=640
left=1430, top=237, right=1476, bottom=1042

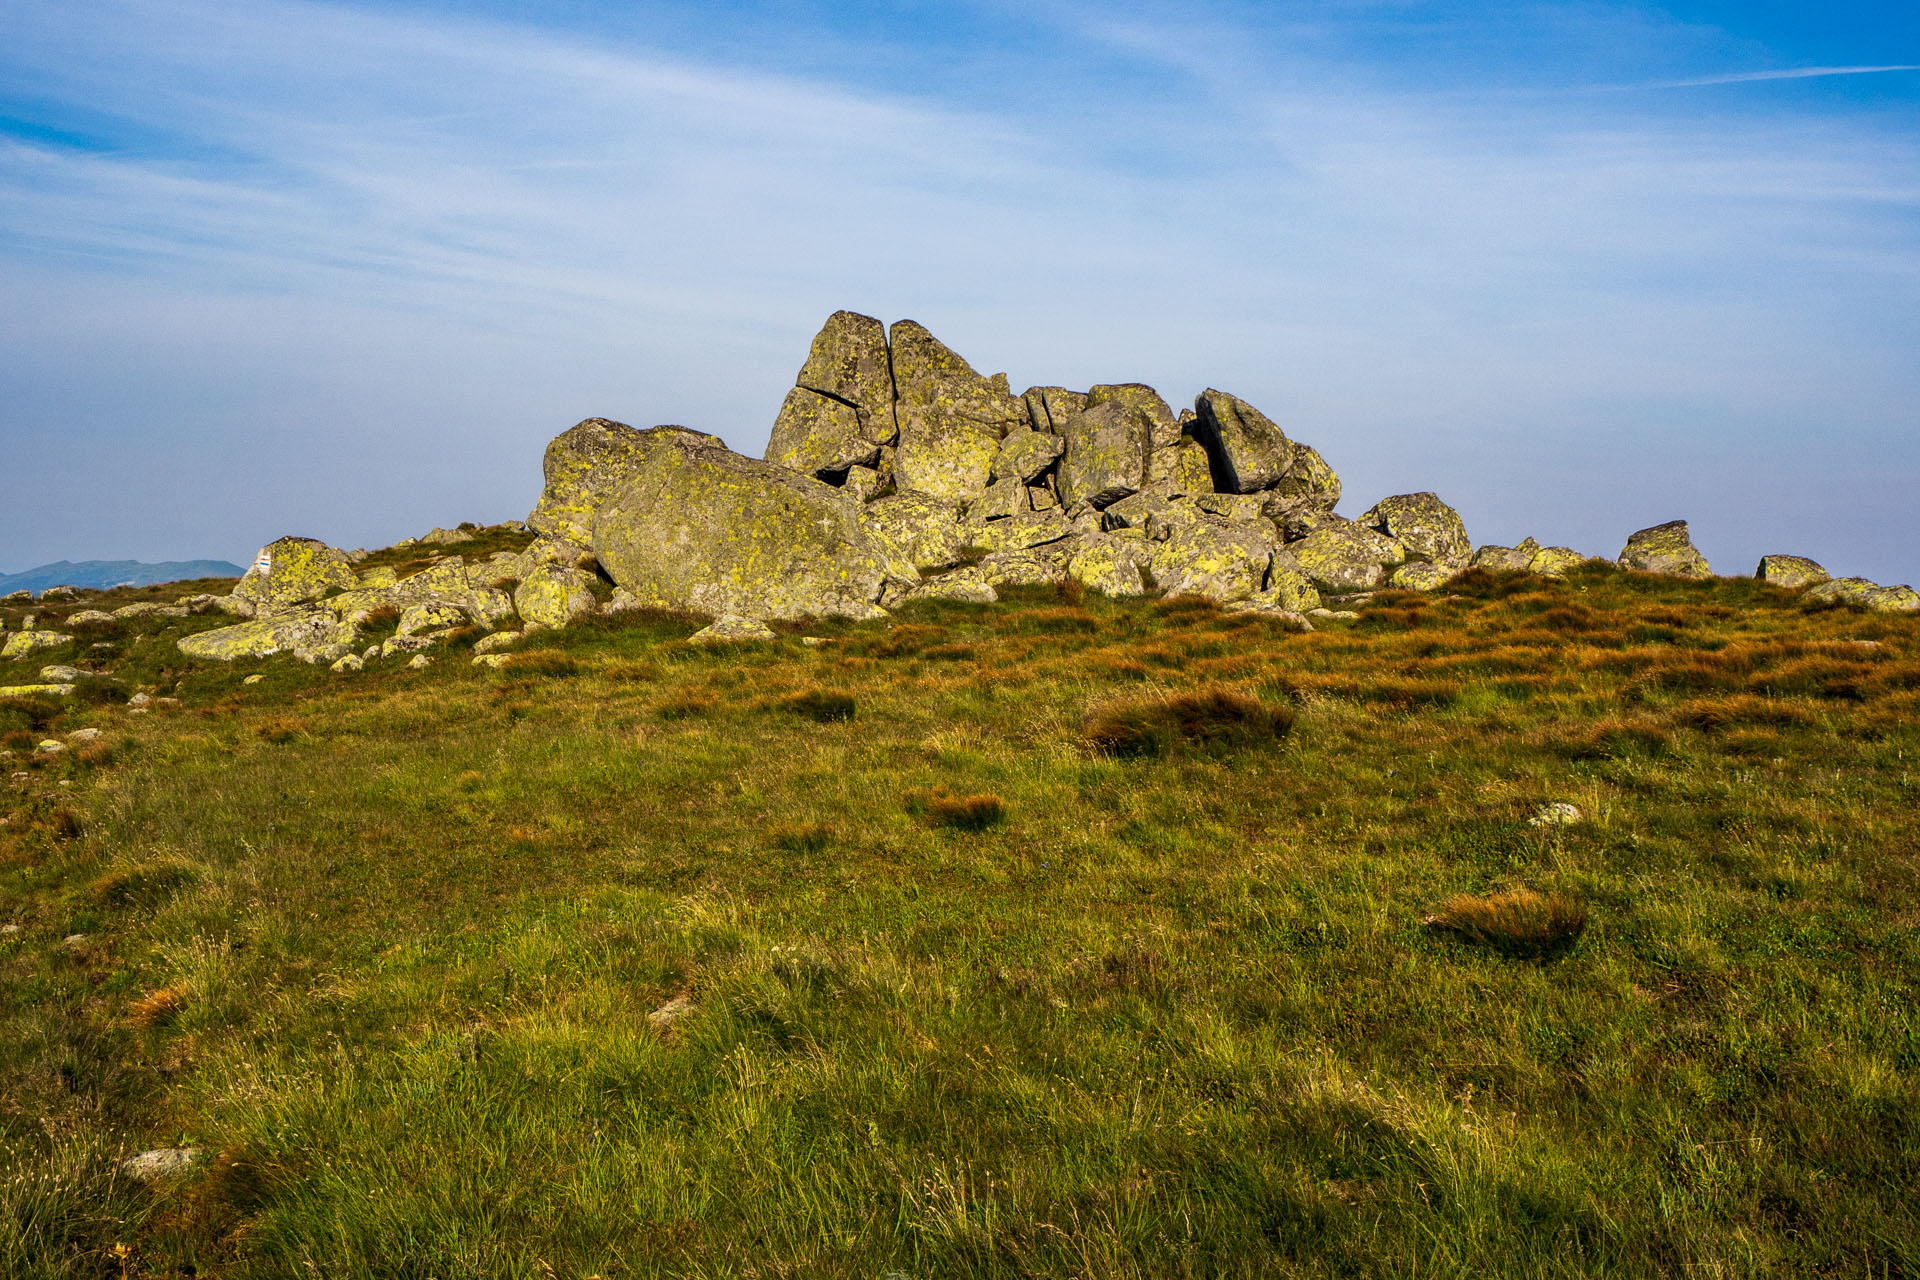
left=1608, top=64, right=1920, bottom=91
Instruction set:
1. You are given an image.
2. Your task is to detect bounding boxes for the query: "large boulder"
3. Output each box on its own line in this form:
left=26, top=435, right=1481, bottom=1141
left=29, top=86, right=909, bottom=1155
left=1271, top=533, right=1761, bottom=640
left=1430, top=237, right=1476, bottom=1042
left=1087, top=384, right=1181, bottom=451
left=1618, top=520, right=1711, bottom=577
left=889, top=321, right=1026, bottom=501
left=178, top=611, right=359, bottom=664
left=1755, top=555, right=1830, bottom=590
left=1066, top=534, right=1148, bottom=597
left=1055, top=402, right=1150, bottom=509
left=1258, top=549, right=1322, bottom=612
left=231, top=537, right=357, bottom=616
left=1801, top=578, right=1920, bottom=613
left=1146, top=439, right=1215, bottom=496
left=3, top=631, right=72, bottom=660
left=592, top=435, right=893, bottom=620
left=960, top=510, right=1071, bottom=555
left=529, top=420, right=721, bottom=547
left=1291, top=517, right=1408, bottom=593
left=1360, top=493, right=1471, bottom=569
left=991, top=430, right=1065, bottom=484
left=1192, top=389, right=1292, bottom=494
left=1148, top=518, right=1277, bottom=603
left=1529, top=546, right=1589, bottom=578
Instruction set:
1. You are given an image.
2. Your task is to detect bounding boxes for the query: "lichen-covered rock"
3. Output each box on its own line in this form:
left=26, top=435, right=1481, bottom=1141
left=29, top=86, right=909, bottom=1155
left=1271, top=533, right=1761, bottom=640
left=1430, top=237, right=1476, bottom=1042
left=177, top=611, right=358, bottom=663
left=1471, top=538, right=1541, bottom=572
left=766, top=388, right=881, bottom=478
left=1087, top=384, right=1181, bottom=451
left=860, top=492, right=968, bottom=573
left=3, top=631, right=72, bottom=660
left=1254, top=548, right=1322, bottom=612
left=513, top=563, right=599, bottom=629
left=991, top=430, right=1065, bottom=484
left=1801, top=578, right=1920, bottom=613
left=841, top=464, right=884, bottom=503
left=1101, top=485, right=1180, bottom=534
left=1066, top=535, right=1147, bottom=597
left=231, top=537, right=357, bottom=616
left=793, top=310, right=896, bottom=442
left=1528, top=546, right=1589, bottom=578
left=1360, top=493, right=1471, bottom=568
left=1192, top=389, right=1291, bottom=494
left=593, top=436, right=892, bottom=621
left=1265, top=442, right=1341, bottom=515
left=689, top=615, right=779, bottom=643
left=1194, top=493, right=1266, bottom=522
left=1056, top=402, right=1150, bottom=509
left=903, top=569, right=998, bottom=604
left=889, top=320, right=1025, bottom=501
left=961, top=510, right=1071, bottom=555
left=976, top=544, right=1075, bottom=588
left=64, top=611, right=116, bottom=627
left=1146, top=438, right=1215, bottom=497
left=113, top=602, right=159, bottom=620
left=1148, top=518, right=1277, bottom=602
left=1618, top=520, right=1711, bottom=577
left=397, top=601, right=469, bottom=637
left=1755, top=555, right=1830, bottom=590
left=969, top=475, right=1027, bottom=523
left=1021, top=386, right=1089, bottom=433
left=1291, top=517, right=1408, bottom=592
left=529, top=420, right=721, bottom=547
left=1390, top=561, right=1457, bottom=591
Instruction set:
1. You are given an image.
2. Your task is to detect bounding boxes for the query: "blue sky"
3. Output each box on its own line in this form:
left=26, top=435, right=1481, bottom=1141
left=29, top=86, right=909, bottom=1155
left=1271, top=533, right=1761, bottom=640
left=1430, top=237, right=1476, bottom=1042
left=2, top=0, right=1916, bottom=582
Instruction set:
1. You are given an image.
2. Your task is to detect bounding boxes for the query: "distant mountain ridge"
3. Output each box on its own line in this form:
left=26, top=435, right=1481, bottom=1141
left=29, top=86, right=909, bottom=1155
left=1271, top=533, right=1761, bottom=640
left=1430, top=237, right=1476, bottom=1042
left=0, top=559, right=244, bottom=596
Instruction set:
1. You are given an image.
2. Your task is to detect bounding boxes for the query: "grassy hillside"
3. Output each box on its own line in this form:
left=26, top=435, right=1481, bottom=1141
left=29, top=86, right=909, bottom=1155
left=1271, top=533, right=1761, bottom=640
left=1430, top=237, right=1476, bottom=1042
left=2, top=567, right=1916, bottom=1278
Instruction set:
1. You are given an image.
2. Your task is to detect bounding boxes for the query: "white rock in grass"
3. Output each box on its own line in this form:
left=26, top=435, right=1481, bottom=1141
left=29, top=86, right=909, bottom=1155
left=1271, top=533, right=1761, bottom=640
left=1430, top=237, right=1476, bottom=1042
left=647, top=994, right=696, bottom=1029
left=121, top=1148, right=202, bottom=1182
left=1529, top=803, right=1583, bottom=828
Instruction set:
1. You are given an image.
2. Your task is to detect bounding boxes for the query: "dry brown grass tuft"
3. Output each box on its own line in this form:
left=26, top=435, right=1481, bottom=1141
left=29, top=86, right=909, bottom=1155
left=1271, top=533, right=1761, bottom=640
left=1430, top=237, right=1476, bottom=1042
left=777, top=689, right=857, bottom=723
left=908, top=788, right=1007, bottom=832
left=1675, top=695, right=1813, bottom=732
left=505, top=651, right=581, bottom=677
left=1425, top=888, right=1587, bottom=958
left=653, top=688, right=719, bottom=720
left=256, top=717, right=307, bottom=744
left=129, top=986, right=185, bottom=1029
left=92, top=860, right=199, bottom=908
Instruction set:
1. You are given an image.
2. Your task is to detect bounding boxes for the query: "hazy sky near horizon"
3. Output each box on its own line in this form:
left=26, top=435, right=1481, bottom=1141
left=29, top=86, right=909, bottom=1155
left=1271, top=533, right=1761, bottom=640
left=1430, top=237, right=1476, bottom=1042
left=3, top=0, right=1917, bottom=581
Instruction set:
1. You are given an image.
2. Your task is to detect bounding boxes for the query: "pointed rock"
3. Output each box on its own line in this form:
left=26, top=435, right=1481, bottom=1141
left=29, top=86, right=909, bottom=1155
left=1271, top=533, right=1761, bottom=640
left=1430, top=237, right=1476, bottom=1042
left=1618, top=520, right=1711, bottom=577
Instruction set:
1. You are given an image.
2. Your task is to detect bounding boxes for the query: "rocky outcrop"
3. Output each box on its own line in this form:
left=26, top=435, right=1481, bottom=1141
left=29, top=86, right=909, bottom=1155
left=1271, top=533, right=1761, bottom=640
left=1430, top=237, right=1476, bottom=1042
left=592, top=431, right=894, bottom=620
left=529, top=420, right=723, bottom=549
left=1471, top=539, right=1540, bottom=572
left=178, top=612, right=359, bottom=664
left=1756, top=555, right=1829, bottom=590
left=766, top=311, right=898, bottom=481
left=1056, top=402, right=1150, bottom=509
left=1618, top=521, right=1711, bottom=578
left=889, top=320, right=1026, bottom=501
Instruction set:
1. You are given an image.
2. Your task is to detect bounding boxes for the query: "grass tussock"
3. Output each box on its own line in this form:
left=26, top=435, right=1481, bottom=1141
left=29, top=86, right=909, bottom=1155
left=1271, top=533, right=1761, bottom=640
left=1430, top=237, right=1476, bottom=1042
left=776, top=689, right=857, bottom=723
left=256, top=717, right=307, bottom=744
left=1084, top=687, right=1295, bottom=758
left=1425, top=888, right=1588, bottom=958
left=91, top=860, right=199, bottom=909
left=128, top=986, right=185, bottom=1029
left=908, top=787, right=1008, bottom=831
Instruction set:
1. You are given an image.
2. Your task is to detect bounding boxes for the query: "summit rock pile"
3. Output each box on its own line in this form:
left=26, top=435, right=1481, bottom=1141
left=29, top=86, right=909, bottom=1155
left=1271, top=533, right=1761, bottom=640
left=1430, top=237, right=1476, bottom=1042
left=118, top=309, right=1915, bottom=668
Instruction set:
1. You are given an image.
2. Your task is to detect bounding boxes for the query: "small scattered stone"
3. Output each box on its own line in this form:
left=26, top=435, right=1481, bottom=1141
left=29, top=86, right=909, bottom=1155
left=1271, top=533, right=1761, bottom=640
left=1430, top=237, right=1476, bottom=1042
left=799, top=637, right=830, bottom=647
left=407, top=654, right=433, bottom=670
left=128, top=693, right=152, bottom=708
left=471, top=631, right=521, bottom=655
left=66, top=728, right=101, bottom=745
left=471, top=653, right=512, bottom=668
left=40, top=665, right=85, bottom=682
left=120, top=1148, right=202, bottom=1182
left=1530, top=803, right=1583, bottom=828
left=35, top=740, right=66, bottom=757
left=0, top=924, right=19, bottom=936
left=1307, top=608, right=1359, bottom=620
left=242, top=673, right=265, bottom=684
left=63, top=933, right=87, bottom=947
left=330, top=654, right=364, bottom=673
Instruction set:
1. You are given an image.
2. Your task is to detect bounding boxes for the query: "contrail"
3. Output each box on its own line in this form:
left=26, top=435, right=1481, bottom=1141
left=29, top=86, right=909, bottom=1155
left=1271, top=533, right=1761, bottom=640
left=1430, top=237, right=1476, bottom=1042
left=1626, top=65, right=1920, bottom=90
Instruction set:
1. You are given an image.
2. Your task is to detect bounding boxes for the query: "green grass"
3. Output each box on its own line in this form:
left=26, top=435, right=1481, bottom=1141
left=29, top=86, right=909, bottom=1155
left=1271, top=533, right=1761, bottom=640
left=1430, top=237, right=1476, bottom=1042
left=2, top=564, right=1917, bottom=1277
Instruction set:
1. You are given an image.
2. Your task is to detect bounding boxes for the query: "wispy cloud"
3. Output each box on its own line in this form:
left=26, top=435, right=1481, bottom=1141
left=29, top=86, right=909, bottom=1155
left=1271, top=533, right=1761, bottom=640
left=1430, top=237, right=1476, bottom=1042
left=1, top=0, right=1917, bottom=582
left=1613, top=64, right=1920, bottom=91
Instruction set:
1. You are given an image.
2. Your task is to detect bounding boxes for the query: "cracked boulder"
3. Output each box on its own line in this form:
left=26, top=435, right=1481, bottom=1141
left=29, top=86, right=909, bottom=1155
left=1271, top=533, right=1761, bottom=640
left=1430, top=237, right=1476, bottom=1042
left=766, top=311, right=898, bottom=480
left=1801, top=578, right=1920, bottom=613
left=1148, top=518, right=1278, bottom=603
left=1755, top=555, right=1829, bottom=590
left=860, top=493, right=968, bottom=574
